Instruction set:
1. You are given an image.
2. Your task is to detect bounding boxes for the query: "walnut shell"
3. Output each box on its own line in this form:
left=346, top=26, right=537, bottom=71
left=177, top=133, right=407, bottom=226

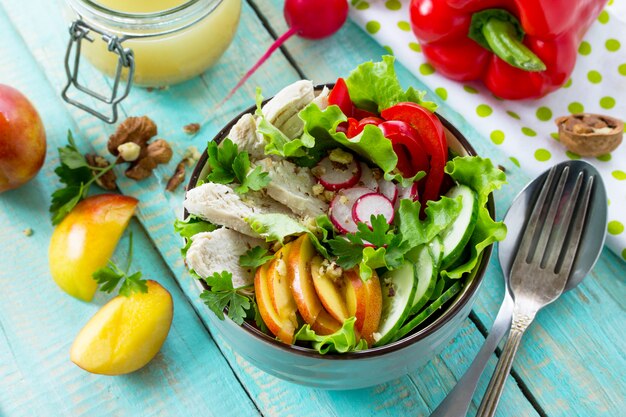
left=556, top=113, right=623, bottom=157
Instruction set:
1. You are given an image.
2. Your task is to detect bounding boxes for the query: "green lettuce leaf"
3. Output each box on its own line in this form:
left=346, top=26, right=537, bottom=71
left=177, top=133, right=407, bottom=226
left=245, top=213, right=330, bottom=258
left=344, top=55, right=437, bottom=113
left=294, top=316, right=368, bottom=354
left=174, top=215, right=217, bottom=256
left=442, top=156, right=507, bottom=278
left=299, top=104, right=399, bottom=173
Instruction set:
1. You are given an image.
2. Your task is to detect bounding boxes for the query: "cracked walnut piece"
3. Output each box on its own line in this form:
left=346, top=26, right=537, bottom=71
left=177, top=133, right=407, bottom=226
left=556, top=113, right=623, bottom=157
left=108, top=116, right=156, bottom=156
left=86, top=154, right=117, bottom=190
left=126, top=139, right=173, bottom=180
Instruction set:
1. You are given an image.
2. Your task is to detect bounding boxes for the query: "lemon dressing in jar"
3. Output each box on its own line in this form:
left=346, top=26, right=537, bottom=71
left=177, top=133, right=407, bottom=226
left=62, top=0, right=241, bottom=122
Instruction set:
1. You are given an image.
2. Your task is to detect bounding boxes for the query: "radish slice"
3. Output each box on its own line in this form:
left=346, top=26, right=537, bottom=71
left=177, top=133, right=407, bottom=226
left=317, top=156, right=361, bottom=191
left=329, top=187, right=372, bottom=233
left=352, top=193, right=395, bottom=227
left=397, top=183, right=419, bottom=202
left=356, top=162, right=378, bottom=191
left=378, top=179, right=398, bottom=204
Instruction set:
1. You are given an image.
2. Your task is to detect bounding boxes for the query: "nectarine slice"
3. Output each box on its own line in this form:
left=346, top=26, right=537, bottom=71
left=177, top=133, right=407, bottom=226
left=288, top=234, right=323, bottom=325
left=345, top=269, right=382, bottom=345
left=49, top=194, right=138, bottom=301
left=311, top=256, right=349, bottom=323
left=267, top=243, right=298, bottom=329
left=254, top=261, right=295, bottom=344
left=70, top=280, right=173, bottom=375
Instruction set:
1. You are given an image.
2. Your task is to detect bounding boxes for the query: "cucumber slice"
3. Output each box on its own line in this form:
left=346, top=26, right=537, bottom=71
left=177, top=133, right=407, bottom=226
left=440, top=185, right=478, bottom=269
left=392, top=281, right=463, bottom=342
left=429, top=276, right=446, bottom=300
left=428, top=235, right=444, bottom=267
left=408, top=245, right=437, bottom=316
left=373, top=262, right=417, bottom=347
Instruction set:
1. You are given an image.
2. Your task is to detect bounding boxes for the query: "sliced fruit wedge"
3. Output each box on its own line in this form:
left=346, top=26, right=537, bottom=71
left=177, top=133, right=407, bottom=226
left=310, top=255, right=350, bottom=323
left=288, top=234, right=323, bottom=325
left=255, top=261, right=296, bottom=344
left=345, top=268, right=382, bottom=345
left=267, top=243, right=298, bottom=329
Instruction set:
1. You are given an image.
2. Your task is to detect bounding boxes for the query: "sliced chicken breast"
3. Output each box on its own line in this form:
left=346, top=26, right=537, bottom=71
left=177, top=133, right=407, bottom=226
left=256, top=157, right=328, bottom=218
left=184, top=182, right=294, bottom=238
left=227, top=113, right=266, bottom=161
left=186, top=228, right=267, bottom=288
left=261, top=80, right=315, bottom=139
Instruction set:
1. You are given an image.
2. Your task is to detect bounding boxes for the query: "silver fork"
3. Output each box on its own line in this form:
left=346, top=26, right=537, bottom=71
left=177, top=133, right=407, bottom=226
left=476, top=164, right=595, bottom=417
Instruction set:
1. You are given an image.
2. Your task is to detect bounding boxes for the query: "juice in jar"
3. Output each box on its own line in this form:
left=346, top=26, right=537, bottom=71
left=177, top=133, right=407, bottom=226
left=79, top=0, right=241, bottom=86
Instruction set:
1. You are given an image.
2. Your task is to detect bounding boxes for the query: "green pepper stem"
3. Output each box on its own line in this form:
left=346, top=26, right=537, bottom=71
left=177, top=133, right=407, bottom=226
left=482, top=18, right=546, bottom=72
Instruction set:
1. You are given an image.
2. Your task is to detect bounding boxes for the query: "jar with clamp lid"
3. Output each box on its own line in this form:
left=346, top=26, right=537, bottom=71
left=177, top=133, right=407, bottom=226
left=62, top=0, right=241, bottom=123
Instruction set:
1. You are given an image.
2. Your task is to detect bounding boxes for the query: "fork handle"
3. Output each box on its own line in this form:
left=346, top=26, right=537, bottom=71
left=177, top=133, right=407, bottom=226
left=476, top=314, right=534, bottom=417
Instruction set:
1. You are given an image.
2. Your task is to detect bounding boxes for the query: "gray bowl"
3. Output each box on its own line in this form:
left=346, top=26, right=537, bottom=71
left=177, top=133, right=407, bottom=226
left=184, top=87, right=495, bottom=389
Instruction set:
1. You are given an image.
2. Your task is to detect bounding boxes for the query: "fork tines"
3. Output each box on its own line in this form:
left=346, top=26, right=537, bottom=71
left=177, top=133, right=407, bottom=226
left=513, top=164, right=595, bottom=276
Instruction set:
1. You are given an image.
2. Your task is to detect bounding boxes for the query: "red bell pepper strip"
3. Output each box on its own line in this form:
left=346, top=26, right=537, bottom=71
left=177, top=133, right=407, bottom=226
left=328, top=77, right=353, bottom=117
left=346, top=117, right=384, bottom=138
left=381, top=103, right=447, bottom=205
left=378, top=120, right=430, bottom=178
left=409, top=0, right=606, bottom=99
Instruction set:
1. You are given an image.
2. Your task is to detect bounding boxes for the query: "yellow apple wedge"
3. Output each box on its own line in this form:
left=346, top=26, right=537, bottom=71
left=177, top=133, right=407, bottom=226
left=345, top=269, right=382, bottom=345
left=70, top=280, right=173, bottom=375
left=49, top=194, right=138, bottom=301
left=267, top=243, right=298, bottom=333
left=311, top=309, right=342, bottom=336
left=310, top=256, right=349, bottom=323
left=254, top=261, right=296, bottom=344
left=287, top=234, right=323, bottom=325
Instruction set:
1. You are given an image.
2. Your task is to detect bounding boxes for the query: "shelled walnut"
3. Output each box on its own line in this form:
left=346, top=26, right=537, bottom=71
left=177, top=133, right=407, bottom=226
left=86, top=153, right=117, bottom=190
left=108, top=116, right=173, bottom=180
left=555, top=113, right=623, bottom=156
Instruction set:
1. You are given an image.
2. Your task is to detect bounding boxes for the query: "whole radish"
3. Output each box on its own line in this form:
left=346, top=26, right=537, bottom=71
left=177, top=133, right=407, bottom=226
left=224, top=0, right=349, bottom=101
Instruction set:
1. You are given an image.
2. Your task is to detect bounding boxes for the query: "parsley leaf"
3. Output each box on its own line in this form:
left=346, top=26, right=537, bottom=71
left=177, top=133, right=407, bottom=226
left=205, top=138, right=270, bottom=193
left=327, top=235, right=364, bottom=270
left=239, top=246, right=273, bottom=271
left=49, top=131, right=117, bottom=225
left=200, top=271, right=252, bottom=325
left=92, top=232, right=148, bottom=296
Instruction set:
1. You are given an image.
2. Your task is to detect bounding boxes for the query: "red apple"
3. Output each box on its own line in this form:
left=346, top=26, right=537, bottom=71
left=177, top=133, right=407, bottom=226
left=0, top=84, right=46, bottom=193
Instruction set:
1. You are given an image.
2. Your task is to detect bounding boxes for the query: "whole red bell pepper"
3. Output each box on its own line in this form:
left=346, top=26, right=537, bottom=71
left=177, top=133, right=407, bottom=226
left=409, top=0, right=607, bottom=99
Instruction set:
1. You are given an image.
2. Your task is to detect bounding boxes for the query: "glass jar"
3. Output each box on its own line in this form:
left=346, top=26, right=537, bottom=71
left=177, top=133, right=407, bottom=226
left=62, top=0, right=241, bottom=122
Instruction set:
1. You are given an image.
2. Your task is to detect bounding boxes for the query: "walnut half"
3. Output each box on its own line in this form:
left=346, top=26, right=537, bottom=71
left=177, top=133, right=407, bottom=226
left=556, top=113, right=623, bottom=156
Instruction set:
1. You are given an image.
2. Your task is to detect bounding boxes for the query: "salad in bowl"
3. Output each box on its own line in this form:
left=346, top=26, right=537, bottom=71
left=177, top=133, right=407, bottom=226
left=177, top=57, right=506, bottom=385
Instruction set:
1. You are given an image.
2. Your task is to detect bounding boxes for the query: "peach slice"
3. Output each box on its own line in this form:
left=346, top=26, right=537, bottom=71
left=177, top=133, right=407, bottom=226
left=311, top=256, right=349, bottom=323
left=345, top=269, right=382, bottom=345
left=70, top=280, right=173, bottom=375
left=49, top=194, right=138, bottom=302
left=311, top=309, right=342, bottom=336
left=267, top=243, right=298, bottom=330
left=287, top=234, right=323, bottom=325
left=254, top=261, right=296, bottom=344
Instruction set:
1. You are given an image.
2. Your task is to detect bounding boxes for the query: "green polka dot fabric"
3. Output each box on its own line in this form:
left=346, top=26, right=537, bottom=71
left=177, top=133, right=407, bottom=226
left=351, top=0, right=626, bottom=261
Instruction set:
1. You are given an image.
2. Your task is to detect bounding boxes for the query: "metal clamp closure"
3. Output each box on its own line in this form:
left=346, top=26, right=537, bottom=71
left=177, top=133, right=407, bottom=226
left=61, top=19, right=134, bottom=124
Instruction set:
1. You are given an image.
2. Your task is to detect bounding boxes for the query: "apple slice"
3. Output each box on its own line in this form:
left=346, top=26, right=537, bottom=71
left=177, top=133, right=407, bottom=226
left=311, top=256, right=349, bottom=323
left=288, top=234, right=323, bottom=325
left=267, top=243, right=298, bottom=328
left=49, top=194, right=138, bottom=302
left=345, top=269, right=382, bottom=345
left=311, top=309, right=342, bottom=335
left=254, top=261, right=296, bottom=344
left=70, top=280, right=173, bottom=375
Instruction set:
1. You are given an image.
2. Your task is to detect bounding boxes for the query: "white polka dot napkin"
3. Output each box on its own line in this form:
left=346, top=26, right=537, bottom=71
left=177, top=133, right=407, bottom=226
left=350, top=0, right=626, bottom=262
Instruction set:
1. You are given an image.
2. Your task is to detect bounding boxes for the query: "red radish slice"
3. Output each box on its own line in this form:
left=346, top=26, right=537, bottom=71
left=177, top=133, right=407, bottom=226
left=397, top=183, right=419, bottom=202
left=356, top=162, right=378, bottom=191
left=317, top=156, right=361, bottom=191
left=378, top=179, right=398, bottom=204
left=352, top=193, right=395, bottom=227
left=223, top=0, right=348, bottom=102
left=329, top=187, right=372, bottom=233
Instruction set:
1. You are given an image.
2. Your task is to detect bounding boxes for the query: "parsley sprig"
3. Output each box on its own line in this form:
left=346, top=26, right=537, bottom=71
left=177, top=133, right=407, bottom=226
left=200, top=271, right=254, bottom=325
left=49, top=131, right=118, bottom=225
left=93, top=232, right=148, bottom=296
left=239, top=246, right=273, bottom=272
left=205, top=138, right=270, bottom=193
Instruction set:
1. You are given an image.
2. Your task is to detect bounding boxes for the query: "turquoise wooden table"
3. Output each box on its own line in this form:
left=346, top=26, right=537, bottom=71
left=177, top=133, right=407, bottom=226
left=1, top=1, right=625, bottom=416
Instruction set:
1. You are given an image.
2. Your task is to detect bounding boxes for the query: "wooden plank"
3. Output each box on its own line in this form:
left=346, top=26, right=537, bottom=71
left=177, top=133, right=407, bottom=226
left=0, top=5, right=259, bottom=416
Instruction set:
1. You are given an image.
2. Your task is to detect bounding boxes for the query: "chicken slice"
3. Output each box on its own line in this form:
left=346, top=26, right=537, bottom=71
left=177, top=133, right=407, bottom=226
left=227, top=113, right=265, bottom=161
left=256, top=158, right=328, bottom=218
left=184, top=183, right=295, bottom=238
left=261, top=80, right=315, bottom=139
left=186, top=228, right=267, bottom=288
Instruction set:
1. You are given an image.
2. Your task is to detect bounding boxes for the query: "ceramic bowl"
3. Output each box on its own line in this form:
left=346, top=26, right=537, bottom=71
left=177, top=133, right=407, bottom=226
left=183, top=87, right=495, bottom=390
